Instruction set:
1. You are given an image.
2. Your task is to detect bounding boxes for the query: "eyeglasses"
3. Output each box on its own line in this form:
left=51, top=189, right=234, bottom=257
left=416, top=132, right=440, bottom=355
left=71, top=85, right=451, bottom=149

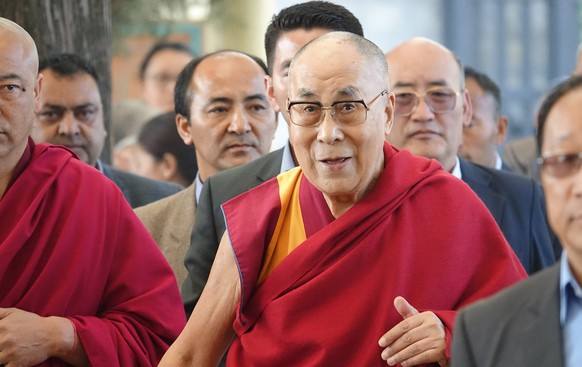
left=537, top=151, right=582, bottom=178
left=286, top=90, right=388, bottom=127
left=394, top=87, right=460, bottom=117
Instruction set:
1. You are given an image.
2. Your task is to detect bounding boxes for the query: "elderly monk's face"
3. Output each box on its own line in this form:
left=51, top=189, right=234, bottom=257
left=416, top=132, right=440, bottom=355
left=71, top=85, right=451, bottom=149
left=540, top=88, right=582, bottom=263
left=32, top=69, right=105, bottom=167
left=0, top=23, right=40, bottom=161
left=287, top=42, right=393, bottom=201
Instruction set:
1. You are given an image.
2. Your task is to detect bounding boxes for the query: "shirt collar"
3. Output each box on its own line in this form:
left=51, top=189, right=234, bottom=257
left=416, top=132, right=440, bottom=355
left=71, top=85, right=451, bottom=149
left=451, top=156, right=462, bottom=179
left=195, top=171, right=203, bottom=204
left=560, top=251, right=582, bottom=325
left=280, top=140, right=296, bottom=173
left=494, top=152, right=503, bottom=170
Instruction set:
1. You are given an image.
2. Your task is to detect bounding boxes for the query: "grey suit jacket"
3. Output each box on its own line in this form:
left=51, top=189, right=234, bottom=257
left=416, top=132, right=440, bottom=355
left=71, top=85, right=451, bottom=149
left=452, top=263, right=563, bottom=367
left=182, top=148, right=284, bottom=315
left=502, top=136, right=540, bottom=181
left=135, top=183, right=196, bottom=288
left=101, top=163, right=182, bottom=208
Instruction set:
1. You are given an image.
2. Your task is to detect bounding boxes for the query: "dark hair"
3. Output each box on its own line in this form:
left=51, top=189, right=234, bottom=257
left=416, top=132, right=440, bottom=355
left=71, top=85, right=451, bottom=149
left=464, top=66, right=502, bottom=116
left=138, top=111, right=198, bottom=185
left=139, top=42, right=194, bottom=81
left=264, top=1, right=363, bottom=73
left=39, top=53, right=99, bottom=83
left=537, top=75, right=582, bottom=154
left=174, top=50, right=269, bottom=121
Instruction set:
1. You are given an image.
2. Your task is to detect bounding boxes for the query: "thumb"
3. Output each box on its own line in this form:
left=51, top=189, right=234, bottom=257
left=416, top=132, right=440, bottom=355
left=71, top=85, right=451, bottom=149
left=394, top=296, right=419, bottom=320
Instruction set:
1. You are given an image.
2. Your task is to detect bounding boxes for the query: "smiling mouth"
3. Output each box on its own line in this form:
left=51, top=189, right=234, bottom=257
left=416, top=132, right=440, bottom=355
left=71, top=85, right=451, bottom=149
left=321, top=157, right=350, bottom=165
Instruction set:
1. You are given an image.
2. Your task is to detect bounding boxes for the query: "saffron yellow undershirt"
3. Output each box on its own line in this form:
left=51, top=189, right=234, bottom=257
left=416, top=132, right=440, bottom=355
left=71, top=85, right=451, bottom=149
left=257, top=167, right=307, bottom=284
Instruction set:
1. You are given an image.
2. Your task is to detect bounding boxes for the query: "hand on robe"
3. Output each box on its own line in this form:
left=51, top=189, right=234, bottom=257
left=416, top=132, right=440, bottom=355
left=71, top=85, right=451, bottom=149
left=0, top=308, right=76, bottom=367
left=378, top=296, right=448, bottom=367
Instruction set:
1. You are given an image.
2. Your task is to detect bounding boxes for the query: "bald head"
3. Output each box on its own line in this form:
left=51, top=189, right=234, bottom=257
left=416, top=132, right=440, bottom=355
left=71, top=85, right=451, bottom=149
left=292, top=31, right=388, bottom=84
left=0, top=17, right=39, bottom=74
left=384, top=37, right=472, bottom=173
left=386, top=38, right=464, bottom=90
left=0, top=17, right=42, bottom=184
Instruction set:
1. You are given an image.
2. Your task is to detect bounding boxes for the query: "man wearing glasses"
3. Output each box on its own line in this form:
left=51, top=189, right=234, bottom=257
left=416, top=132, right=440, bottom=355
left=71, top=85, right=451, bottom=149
left=385, top=38, right=557, bottom=274
left=160, top=32, right=526, bottom=367
left=451, top=75, right=582, bottom=367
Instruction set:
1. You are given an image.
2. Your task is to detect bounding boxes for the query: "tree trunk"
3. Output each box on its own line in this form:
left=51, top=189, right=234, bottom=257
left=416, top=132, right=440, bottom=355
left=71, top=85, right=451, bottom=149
left=0, top=0, right=113, bottom=163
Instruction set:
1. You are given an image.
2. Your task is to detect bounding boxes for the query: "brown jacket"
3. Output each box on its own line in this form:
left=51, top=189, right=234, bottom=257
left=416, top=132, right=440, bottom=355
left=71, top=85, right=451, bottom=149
left=135, top=183, right=196, bottom=288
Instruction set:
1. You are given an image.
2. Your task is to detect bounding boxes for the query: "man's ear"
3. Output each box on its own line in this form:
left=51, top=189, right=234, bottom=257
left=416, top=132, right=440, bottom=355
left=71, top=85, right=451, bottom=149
left=384, top=92, right=395, bottom=138
left=461, top=89, right=473, bottom=127
left=33, top=73, right=43, bottom=112
left=265, top=75, right=281, bottom=112
left=496, top=115, right=509, bottom=145
left=176, top=114, right=193, bottom=146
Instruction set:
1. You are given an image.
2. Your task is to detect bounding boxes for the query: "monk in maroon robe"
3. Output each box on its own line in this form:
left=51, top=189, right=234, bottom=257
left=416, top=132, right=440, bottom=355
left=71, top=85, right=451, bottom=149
left=0, top=18, right=185, bottom=367
left=159, top=32, right=526, bottom=367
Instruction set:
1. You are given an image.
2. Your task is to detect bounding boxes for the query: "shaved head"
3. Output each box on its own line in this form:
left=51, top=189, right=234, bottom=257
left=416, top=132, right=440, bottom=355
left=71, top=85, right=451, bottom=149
left=0, top=17, right=42, bottom=181
left=0, top=17, right=39, bottom=74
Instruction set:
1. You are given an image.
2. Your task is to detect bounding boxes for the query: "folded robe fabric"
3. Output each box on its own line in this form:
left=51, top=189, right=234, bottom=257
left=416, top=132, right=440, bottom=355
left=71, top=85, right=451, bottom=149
left=223, top=142, right=527, bottom=366
left=0, top=140, right=186, bottom=366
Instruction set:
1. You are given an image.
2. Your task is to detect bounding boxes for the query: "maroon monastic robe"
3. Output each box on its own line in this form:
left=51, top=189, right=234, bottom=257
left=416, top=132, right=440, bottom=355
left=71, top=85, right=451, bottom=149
left=223, top=142, right=527, bottom=366
left=0, top=140, right=186, bottom=366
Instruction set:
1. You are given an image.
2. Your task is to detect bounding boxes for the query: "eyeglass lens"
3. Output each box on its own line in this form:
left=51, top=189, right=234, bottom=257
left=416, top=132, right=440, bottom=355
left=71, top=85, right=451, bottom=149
left=541, top=152, right=582, bottom=178
left=395, top=89, right=457, bottom=116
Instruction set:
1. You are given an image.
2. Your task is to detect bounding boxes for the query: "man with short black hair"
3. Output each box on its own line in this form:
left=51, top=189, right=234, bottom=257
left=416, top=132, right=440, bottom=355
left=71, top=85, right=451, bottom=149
left=135, top=50, right=277, bottom=285
left=31, top=53, right=181, bottom=208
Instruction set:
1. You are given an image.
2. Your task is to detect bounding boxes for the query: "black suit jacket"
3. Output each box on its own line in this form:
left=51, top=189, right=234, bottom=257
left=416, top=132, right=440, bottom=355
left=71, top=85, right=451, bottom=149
left=459, top=158, right=558, bottom=273
left=452, top=264, right=563, bottom=367
left=182, top=148, right=284, bottom=315
left=101, top=163, right=182, bottom=208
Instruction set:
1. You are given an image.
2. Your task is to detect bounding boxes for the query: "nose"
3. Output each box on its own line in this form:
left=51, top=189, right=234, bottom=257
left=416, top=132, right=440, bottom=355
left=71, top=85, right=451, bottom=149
left=410, top=95, right=435, bottom=122
left=57, top=111, right=81, bottom=136
left=317, top=108, right=344, bottom=144
left=227, top=107, right=252, bottom=135
left=573, top=161, right=582, bottom=197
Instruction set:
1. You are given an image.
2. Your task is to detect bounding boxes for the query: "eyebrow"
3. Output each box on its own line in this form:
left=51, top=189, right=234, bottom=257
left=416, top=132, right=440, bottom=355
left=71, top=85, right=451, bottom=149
left=205, top=93, right=267, bottom=106
left=244, top=93, right=267, bottom=102
left=279, top=60, right=291, bottom=72
left=294, top=86, right=361, bottom=100
left=0, top=73, right=23, bottom=82
left=41, top=103, right=98, bottom=110
left=393, top=80, right=450, bottom=89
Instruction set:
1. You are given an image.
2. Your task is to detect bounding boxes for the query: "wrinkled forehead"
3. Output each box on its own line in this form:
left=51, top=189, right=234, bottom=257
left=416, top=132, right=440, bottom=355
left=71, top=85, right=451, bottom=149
left=288, top=52, right=378, bottom=101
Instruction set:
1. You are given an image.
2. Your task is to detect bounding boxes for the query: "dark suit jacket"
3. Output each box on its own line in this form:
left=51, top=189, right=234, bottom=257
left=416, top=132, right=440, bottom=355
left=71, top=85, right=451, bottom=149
left=182, top=148, right=284, bottom=315
left=460, top=158, right=558, bottom=272
left=102, top=163, right=182, bottom=208
left=452, top=263, right=563, bottom=367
